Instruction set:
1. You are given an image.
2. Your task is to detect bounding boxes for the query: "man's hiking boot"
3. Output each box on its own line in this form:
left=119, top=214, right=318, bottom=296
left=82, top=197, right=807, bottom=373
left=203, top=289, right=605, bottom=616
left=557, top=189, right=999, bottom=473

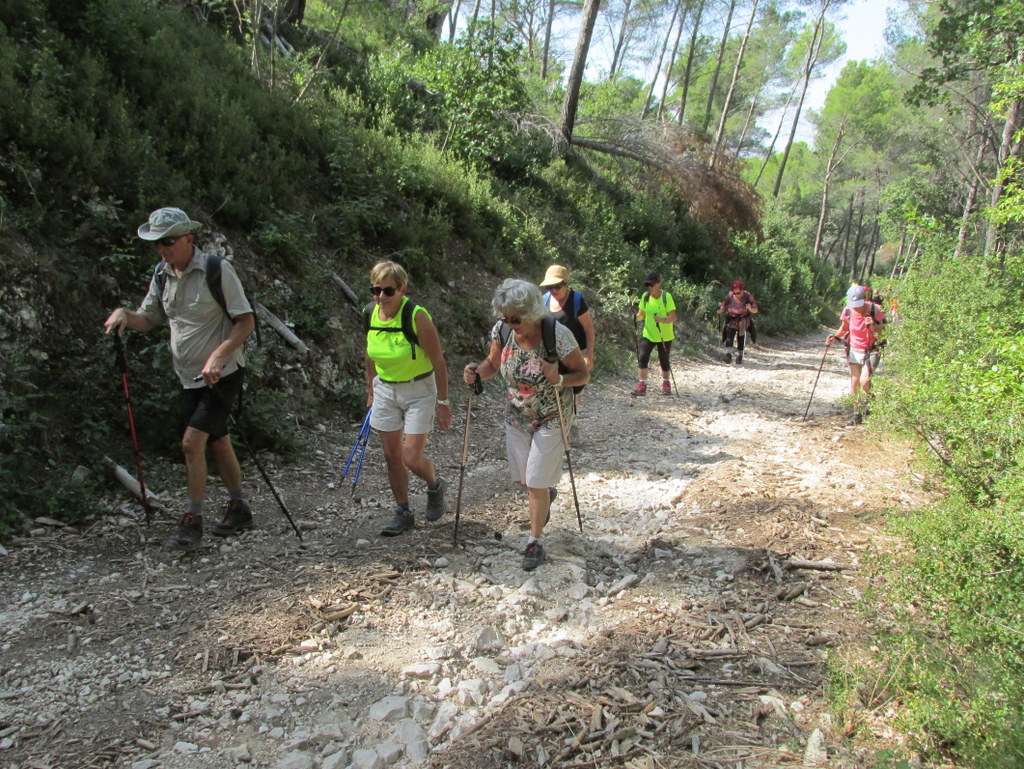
left=381, top=507, right=415, bottom=537
left=425, top=476, right=447, bottom=521
left=736, top=352, right=743, bottom=365
left=212, top=499, right=253, bottom=537
left=164, top=512, right=203, bottom=550
left=632, top=381, right=647, bottom=397
left=662, top=380, right=671, bottom=396
left=725, top=352, right=733, bottom=364
left=522, top=541, right=546, bottom=571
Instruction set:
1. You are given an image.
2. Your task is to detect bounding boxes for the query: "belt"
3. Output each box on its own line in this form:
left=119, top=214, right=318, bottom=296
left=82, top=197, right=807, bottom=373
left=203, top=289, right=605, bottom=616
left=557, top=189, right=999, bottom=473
left=378, top=371, right=433, bottom=384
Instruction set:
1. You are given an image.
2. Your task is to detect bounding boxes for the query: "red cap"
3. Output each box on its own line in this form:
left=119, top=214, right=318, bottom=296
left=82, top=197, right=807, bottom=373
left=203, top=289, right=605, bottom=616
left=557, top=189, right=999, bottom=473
left=730, top=281, right=744, bottom=291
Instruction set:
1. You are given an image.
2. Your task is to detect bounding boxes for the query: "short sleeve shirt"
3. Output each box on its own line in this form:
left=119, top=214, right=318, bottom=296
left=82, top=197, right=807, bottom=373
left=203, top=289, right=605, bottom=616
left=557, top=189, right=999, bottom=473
left=640, top=291, right=675, bottom=343
left=491, top=319, right=578, bottom=433
left=138, top=249, right=252, bottom=388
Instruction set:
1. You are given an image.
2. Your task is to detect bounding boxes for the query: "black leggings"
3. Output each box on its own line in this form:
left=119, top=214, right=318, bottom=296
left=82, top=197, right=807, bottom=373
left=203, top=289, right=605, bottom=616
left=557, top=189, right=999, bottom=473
left=723, top=327, right=746, bottom=351
left=638, top=338, right=672, bottom=371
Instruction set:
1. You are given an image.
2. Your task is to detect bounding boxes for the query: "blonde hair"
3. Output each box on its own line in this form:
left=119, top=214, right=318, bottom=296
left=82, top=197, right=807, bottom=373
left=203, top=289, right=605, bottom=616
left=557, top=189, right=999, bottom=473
left=370, top=260, right=408, bottom=289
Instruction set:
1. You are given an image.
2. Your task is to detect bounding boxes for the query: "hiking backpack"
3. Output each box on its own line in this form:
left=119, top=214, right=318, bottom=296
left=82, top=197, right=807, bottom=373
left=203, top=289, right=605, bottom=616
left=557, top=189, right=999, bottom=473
left=363, top=299, right=422, bottom=359
left=498, top=315, right=567, bottom=372
left=153, top=255, right=260, bottom=343
left=542, top=289, right=583, bottom=321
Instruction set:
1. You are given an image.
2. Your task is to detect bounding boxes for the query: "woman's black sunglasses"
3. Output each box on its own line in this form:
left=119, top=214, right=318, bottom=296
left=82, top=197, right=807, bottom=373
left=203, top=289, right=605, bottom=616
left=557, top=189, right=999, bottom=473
left=371, top=285, right=397, bottom=297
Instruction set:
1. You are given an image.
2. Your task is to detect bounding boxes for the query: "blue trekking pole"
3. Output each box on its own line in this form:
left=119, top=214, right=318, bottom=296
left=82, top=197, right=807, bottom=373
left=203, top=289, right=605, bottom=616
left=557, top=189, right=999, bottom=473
left=350, top=413, right=372, bottom=497
left=341, top=408, right=372, bottom=484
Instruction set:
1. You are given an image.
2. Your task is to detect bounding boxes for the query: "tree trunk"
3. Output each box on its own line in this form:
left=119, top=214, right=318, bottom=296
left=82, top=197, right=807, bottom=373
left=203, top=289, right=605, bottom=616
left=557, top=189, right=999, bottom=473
left=609, top=0, right=635, bottom=78
left=710, top=0, right=759, bottom=166
left=771, top=2, right=829, bottom=198
left=838, top=194, right=854, bottom=274
left=864, top=220, right=879, bottom=279
left=984, top=94, right=1023, bottom=258
left=658, top=1, right=689, bottom=120
left=754, top=88, right=794, bottom=186
left=541, top=0, right=556, bottom=78
left=813, top=122, right=845, bottom=261
left=449, top=0, right=463, bottom=41
left=677, top=0, right=706, bottom=124
left=849, top=193, right=865, bottom=281
left=702, top=0, right=737, bottom=135
left=560, top=0, right=602, bottom=149
left=642, top=0, right=683, bottom=118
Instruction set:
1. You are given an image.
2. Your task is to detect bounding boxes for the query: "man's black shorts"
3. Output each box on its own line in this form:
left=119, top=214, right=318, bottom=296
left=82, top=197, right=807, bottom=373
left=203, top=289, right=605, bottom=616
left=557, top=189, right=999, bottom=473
left=181, top=368, right=244, bottom=440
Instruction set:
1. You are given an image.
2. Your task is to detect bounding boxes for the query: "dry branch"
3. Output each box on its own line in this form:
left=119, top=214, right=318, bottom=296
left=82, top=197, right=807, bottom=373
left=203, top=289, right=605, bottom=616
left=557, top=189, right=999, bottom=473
left=783, top=559, right=858, bottom=572
left=104, top=458, right=169, bottom=514
left=254, top=301, right=310, bottom=355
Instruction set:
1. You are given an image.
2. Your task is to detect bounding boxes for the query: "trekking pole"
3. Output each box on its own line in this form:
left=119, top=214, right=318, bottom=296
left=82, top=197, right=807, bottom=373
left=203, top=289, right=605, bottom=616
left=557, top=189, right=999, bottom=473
left=453, top=374, right=483, bottom=547
left=341, top=408, right=372, bottom=484
left=112, top=334, right=154, bottom=525
left=350, top=419, right=371, bottom=498
left=802, top=340, right=834, bottom=421
left=202, top=377, right=302, bottom=540
left=553, top=381, right=584, bottom=534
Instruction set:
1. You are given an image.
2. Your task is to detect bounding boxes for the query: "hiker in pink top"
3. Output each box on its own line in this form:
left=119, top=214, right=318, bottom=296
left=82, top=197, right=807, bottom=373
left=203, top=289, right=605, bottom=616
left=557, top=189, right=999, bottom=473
left=828, top=285, right=885, bottom=424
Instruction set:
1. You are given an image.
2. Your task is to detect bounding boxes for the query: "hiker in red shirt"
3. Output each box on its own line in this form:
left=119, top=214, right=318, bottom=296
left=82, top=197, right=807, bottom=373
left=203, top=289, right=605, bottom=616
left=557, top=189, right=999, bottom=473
left=828, top=284, right=885, bottom=424
left=717, top=281, right=758, bottom=364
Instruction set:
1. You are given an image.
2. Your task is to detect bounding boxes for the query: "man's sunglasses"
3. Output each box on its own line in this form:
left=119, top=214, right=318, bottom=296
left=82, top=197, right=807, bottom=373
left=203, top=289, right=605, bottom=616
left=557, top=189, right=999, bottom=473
left=156, top=235, right=183, bottom=247
left=371, top=285, right=398, bottom=297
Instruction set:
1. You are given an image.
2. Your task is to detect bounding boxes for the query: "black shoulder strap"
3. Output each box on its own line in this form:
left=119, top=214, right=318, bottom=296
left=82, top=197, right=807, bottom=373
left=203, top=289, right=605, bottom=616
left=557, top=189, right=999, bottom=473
left=498, top=321, right=512, bottom=350
left=541, top=315, right=557, bottom=361
left=153, top=256, right=229, bottom=318
left=365, top=299, right=421, bottom=359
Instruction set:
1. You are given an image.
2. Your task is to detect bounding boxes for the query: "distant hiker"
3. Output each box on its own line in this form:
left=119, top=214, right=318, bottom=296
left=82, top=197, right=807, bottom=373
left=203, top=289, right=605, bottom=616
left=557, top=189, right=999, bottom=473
left=363, top=261, right=451, bottom=537
left=539, top=264, right=595, bottom=439
left=827, top=284, right=886, bottom=425
left=104, top=207, right=256, bottom=550
left=463, top=279, right=589, bottom=571
left=717, top=280, right=758, bottom=364
left=633, top=271, right=677, bottom=396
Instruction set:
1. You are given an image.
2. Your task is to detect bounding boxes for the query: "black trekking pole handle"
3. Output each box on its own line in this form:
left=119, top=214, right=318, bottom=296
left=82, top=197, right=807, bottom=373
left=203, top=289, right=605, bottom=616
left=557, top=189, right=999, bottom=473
left=202, top=376, right=302, bottom=540
left=453, top=374, right=483, bottom=547
left=802, top=340, right=834, bottom=421
left=113, top=334, right=154, bottom=525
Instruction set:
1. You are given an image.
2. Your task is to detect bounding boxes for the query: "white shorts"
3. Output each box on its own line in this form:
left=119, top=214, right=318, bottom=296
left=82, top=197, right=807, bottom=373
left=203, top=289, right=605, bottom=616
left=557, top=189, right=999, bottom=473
left=847, top=348, right=870, bottom=366
left=370, top=375, right=437, bottom=435
left=505, top=419, right=565, bottom=489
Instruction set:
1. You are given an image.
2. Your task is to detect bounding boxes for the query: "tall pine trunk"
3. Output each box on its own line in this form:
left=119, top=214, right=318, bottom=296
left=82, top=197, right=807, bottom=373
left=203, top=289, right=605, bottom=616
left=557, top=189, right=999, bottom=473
left=710, top=0, right=759, bottom=166
left=701, top=0, right=737, bottom=135
left=677, top=0, right=706, bottom=124
left=560, top=0, right=602, bottom=148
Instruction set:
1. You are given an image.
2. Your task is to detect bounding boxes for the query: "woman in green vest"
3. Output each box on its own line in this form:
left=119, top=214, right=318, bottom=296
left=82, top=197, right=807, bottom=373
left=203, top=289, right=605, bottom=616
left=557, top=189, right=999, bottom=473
left=364, top=261, right=451, bottom=537
left=633, top=271, right=677, bottom=396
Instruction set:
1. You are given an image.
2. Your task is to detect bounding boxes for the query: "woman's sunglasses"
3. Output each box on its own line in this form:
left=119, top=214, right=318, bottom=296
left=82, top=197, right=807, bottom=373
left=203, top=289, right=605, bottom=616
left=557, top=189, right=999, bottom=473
left=501, top=316, right=523, bottom=325
left=548, top=282, right=566, bottom=290
left=370, top=285, right=397, bottom=297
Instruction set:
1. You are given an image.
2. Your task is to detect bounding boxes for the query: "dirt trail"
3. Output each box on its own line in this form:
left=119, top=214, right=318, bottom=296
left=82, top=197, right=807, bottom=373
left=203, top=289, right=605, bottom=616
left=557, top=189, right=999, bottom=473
left=0, top=335, right=922, bottom=769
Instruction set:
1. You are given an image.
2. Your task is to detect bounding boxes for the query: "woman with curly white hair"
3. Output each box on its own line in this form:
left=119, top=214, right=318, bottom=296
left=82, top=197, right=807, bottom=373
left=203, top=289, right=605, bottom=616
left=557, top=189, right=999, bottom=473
left=463, top=279, right=589, bottom=571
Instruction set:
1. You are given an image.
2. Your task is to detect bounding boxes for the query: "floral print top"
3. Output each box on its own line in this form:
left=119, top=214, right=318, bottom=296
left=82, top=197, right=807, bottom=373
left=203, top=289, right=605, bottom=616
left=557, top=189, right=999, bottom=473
left=491, top=319, right=578, bottom=433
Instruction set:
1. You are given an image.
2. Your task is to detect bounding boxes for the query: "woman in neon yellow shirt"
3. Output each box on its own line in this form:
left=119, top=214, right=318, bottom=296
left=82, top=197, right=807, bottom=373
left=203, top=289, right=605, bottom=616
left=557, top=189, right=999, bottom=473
left=633, top=271, right=677, bottom=396
left=364, top=261, right=451, bottom=536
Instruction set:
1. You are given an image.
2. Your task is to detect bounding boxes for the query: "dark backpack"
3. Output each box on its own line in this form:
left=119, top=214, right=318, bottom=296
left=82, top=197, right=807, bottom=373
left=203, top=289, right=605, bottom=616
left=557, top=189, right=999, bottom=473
left=154, top=255, right=260, bottom=344
left=498, top=315, right=566, bottom=373
left=154, top=254, right=227, bottom=316
left=542, top=289, right=582, bottom=321
left=363, top=299, right=421, bottom=359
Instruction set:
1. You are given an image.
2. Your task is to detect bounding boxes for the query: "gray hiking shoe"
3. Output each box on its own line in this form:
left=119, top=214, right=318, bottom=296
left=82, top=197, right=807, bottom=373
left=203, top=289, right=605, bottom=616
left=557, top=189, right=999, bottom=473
left=381, top=507, right=415, bottom=537
left=164, top=512, right=203, bottom=550
left=725, top=352, right=733, bottom=364
left=425, top=476, right=447, bottom=521
left=736, top=352, right=743, bottom=365
left=212, top=499, right=253, bottom=537
left=522, top=541, right=546, bottom=571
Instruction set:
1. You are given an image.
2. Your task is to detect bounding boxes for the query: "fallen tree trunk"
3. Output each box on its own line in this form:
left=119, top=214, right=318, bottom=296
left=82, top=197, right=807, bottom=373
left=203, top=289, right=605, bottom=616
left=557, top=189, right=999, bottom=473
left=254, top=302, right=311, bottom=355
left=784, top=558, right=858, bottom=572
left=104, top=457, right=170, bottom=514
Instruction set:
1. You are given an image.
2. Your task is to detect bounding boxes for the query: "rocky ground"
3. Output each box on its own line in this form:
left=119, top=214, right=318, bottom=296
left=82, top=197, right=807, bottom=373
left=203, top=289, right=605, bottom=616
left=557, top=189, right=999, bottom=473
left=0, top=334, right=928, bottom=769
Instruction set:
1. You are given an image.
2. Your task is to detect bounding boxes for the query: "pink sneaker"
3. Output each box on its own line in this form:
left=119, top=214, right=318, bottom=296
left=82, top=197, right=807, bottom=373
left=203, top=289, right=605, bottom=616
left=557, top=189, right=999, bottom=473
left=662, top=380, right=671, bottom=395
left=632, top=381, right=647, bottom=396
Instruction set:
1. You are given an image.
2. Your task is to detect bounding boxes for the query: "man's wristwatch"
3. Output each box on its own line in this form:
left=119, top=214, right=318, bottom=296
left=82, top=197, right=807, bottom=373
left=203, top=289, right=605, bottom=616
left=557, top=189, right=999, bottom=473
left=436, top=399, right=450, bottom=406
